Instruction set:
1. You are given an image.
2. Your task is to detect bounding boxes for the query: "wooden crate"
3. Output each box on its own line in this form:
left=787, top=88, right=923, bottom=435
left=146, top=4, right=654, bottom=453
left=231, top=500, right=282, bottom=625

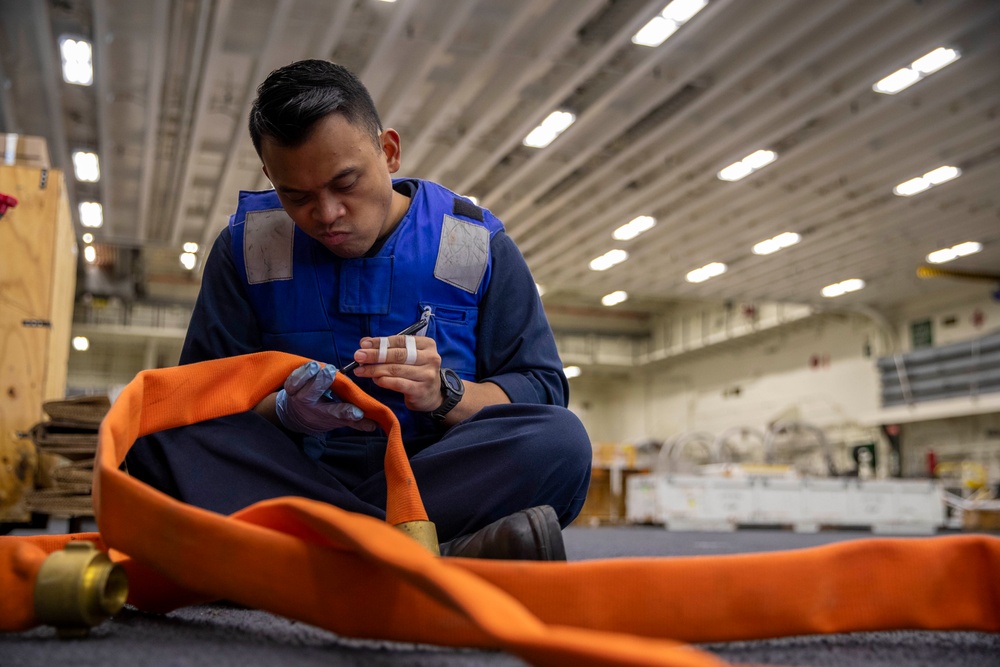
left=0, top=134, right=51, bottom=169
left=573, top=467, right=650, bottom=526
left=0, top=162, right=76, bottom=522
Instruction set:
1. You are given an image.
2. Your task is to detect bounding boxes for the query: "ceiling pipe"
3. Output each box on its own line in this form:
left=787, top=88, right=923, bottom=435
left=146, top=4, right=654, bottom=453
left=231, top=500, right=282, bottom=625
left=90, top=0, right=113, bottom=238
left=159, top=0, right=212, bottom=240
left=135, top=0, right=171, bottom=243
left=168, top=0, right=233, bottom=246
left=27, top=0, right=78, bottom=228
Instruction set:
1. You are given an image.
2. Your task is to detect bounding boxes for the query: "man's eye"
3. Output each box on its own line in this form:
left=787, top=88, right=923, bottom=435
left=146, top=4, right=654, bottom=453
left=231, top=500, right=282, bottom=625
left=288, top=195, right=310, bottom=205
left=337, top=180, right=358, bottom=193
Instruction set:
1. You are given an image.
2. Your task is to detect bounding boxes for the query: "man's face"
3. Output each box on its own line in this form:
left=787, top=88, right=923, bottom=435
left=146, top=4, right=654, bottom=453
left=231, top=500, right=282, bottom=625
left=261, top=114, right=403, bottom=258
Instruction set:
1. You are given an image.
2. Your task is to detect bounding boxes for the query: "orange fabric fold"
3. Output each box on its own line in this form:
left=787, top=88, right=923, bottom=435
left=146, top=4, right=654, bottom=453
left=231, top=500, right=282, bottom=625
left=2, top=351, right=998, bottom=667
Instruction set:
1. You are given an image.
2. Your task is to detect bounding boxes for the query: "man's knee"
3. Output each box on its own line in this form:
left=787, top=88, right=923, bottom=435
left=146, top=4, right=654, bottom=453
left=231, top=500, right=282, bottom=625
left=536, top=406, right=592, bottom=470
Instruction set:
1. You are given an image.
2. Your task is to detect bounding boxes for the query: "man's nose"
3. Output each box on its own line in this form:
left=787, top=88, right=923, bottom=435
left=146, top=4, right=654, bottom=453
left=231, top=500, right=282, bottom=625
left=314, top=192, right=345, bottom=223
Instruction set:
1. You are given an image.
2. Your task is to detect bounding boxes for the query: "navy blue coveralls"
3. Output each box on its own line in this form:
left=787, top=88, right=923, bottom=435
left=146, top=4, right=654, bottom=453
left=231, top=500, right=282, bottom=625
left=126, top=179, right=592, bottom=542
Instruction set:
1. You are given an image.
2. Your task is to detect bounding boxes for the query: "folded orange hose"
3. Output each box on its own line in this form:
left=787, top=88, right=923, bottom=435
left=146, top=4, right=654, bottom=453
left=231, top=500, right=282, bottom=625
left=2, top=351, right=998, bottom=667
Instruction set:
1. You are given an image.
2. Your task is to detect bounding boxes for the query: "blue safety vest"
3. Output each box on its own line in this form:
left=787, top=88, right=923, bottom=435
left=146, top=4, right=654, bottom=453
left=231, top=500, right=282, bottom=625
left=228, top=178, right=503, bottom=442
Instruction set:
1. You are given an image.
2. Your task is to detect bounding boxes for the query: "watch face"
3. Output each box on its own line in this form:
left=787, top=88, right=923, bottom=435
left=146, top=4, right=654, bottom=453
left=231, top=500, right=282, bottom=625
left=442, top=369, right=464, bottom=393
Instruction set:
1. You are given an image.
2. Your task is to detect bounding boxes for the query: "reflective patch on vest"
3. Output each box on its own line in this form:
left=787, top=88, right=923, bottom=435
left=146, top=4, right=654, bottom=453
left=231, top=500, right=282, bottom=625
left=244, top=208, right=294, bottom=284
left=434, top=215, right=488, bottom=294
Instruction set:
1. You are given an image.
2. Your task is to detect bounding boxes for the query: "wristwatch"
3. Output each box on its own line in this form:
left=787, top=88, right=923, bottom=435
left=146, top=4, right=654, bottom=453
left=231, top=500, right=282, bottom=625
left=429, top=368, right=465, bottom=421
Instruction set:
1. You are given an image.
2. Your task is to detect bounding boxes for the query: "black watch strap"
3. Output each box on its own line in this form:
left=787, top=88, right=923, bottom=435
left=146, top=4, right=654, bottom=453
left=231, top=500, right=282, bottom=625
left=429, top=368, right=464, bottom=421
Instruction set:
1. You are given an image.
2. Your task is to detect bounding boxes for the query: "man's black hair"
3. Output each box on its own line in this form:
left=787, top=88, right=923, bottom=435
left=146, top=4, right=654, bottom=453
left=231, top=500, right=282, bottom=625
left=248, top=59, right=383, bottom=155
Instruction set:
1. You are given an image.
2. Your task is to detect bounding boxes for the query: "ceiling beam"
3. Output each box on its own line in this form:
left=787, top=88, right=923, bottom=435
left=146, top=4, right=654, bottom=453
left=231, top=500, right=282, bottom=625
left=168, top=0, right=233, bottom=246
left=27, top=0, right=78, bottom=229
left=197, top=0, right=299, bottom=254
left=135, top=0, right=171, bottom=242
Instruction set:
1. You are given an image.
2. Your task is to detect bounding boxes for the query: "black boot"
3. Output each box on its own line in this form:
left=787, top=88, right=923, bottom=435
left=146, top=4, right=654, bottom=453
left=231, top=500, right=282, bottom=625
left=439, top=506, right=567, bottom=560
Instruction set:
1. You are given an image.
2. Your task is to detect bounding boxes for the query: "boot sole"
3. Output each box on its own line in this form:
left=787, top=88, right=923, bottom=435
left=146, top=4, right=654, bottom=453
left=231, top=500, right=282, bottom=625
left=527, top=506, right=567, bottom=561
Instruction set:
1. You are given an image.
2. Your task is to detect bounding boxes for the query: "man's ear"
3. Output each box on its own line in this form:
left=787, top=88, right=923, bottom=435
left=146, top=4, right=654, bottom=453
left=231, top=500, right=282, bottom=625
left=261, top=163, right=271, bottom=182
left=381, top=129, right=402, bottom=173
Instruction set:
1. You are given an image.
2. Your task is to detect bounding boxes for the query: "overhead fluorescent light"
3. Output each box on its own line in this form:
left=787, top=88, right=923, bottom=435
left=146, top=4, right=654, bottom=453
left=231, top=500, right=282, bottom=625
left=873, top=46, right=960, bottom=95
left=83, top=245, right=97, bottom=263
left=589, top=248, right=629, bottom=271
left=661, top=0, right=709, bottom=23
left=535, top=282, right=546, bottom=296
left=72, top=151, right=101, bottom=182
left=601, top=290, right=628, bottom=307
left=893, top=165, right=960, bottom=197
left=180, top=252, right=197, bottom=270
left=82, top=233, right=94, bottom=244
left=59, top=36, right=93, bottom=86
left=613, top=215, right=656, bottom=241
left=523, top=110, right=576, bottom=148
left=563, top=365, right=582, bottom=379
left=685, top=261, right=727, bottom=283
left=926, top=241, right=982, bottom=264
left=79, top=201, right=103, bottom=228
left=752, top=231, right=800, bottom=256
left=72, top=336, right=90, bottom=351
left=718, top=149, right=777, bottom=182
left=632, top=0, right=708, bottom=47
left=821, top=278, right=865, bottom=298
left=183, top=242, right=199, bottom=253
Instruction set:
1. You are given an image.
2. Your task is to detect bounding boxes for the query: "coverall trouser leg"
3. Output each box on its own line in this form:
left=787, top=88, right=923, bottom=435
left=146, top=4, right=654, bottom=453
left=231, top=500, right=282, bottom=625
left=125, top=403, right=592, bottom=542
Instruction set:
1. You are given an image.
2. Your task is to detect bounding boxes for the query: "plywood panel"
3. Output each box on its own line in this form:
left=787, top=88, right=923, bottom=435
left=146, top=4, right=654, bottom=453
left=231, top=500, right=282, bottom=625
left=0, top=164, right=76, bottom=521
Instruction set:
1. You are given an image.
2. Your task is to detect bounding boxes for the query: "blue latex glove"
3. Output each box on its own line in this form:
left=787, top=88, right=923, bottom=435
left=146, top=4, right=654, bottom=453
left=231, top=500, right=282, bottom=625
left=275, top=361, right=377, bottom=436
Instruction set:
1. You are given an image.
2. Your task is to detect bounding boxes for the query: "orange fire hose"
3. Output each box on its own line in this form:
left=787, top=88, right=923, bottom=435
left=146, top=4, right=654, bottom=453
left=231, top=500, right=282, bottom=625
left=1, top=351, right=998, bottom=666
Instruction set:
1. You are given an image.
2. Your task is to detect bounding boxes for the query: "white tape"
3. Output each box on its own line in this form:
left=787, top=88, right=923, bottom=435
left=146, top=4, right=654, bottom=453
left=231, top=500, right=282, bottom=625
left=404, top=335, right=417, bottom=365
left=377, top=337, right=389, bottom=364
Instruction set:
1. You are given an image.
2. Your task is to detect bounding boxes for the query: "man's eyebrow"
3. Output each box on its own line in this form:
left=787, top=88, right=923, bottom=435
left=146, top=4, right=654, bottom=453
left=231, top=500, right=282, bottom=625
left=277, top=168, right=359, bottom=195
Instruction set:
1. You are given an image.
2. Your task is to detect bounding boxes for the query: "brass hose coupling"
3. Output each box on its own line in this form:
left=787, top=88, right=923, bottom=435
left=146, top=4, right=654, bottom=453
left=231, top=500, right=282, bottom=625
left=33, top=541, right=129, bottom=638
left=395, top=520, right=441, bottom=556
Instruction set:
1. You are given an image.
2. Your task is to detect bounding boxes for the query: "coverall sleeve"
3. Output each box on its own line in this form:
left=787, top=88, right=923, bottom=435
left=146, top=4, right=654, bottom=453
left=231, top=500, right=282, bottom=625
left=179, top=228, right=263, bottom=365
left=475, top=231, right=569, bottom=407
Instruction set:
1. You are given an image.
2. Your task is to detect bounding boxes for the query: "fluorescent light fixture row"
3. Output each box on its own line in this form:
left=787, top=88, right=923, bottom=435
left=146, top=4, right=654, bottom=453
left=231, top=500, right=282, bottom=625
left=59, top=36, right=93, bottom=86
left=893, top=165, right=961, bottom=197
left=613, top=215, right=656, bottom=241
left=79, top=201, right=103, bottom=228
left=72, top=151, right=100, bottom=182
left=589, top=248, right=629, bottom=271
left=632, top=0, right=708, bottom=47
left=752, top=231, right=801, bottom=256
left=685, top=261, right=727, bottom=283
left=523, top=110, right=576, bottom=149
left=926, top=241, right=982, bottom=264
left=821, top=278, right=865, bottom=298
left=717, top=149, right=777, bottom=182
left=601, top=290, right=628, bottom=307
left=873, top=47, right=960, bottom=95
left=563, top=365, right=582, bottom=379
